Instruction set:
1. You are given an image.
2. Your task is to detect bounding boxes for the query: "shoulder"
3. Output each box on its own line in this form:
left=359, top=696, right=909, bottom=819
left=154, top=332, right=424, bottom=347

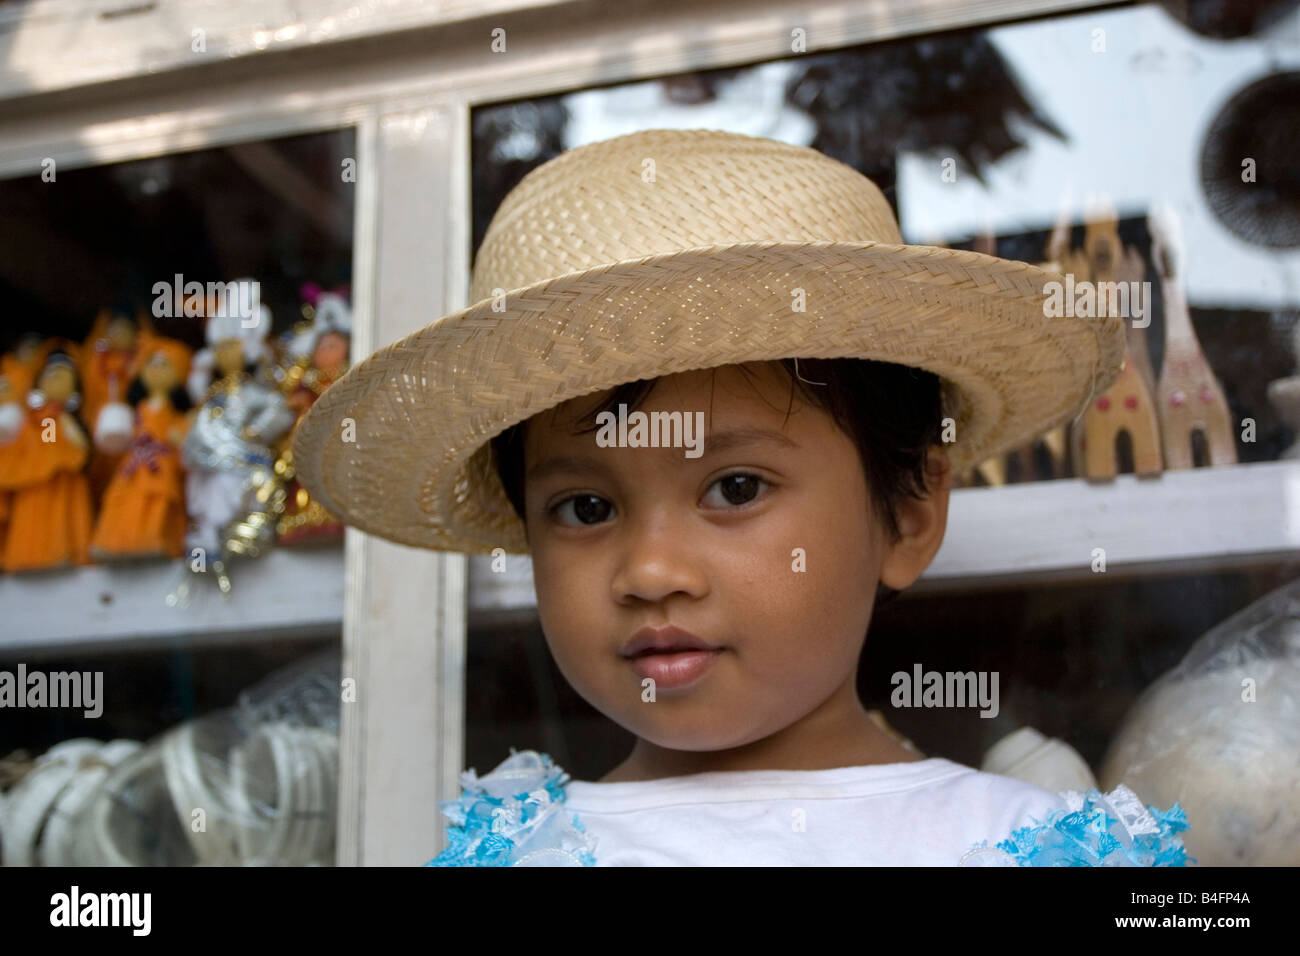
left=424, top=749, right=598, bottom=867
left=906, top=757, right=1074, bottom=826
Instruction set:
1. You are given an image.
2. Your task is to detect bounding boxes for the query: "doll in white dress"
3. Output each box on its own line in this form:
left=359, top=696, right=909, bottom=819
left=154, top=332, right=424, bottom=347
left=181, top=306, right=293, bottom=592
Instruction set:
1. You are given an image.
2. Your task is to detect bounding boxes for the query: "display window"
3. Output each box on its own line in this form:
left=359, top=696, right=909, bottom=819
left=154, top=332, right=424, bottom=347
left=454, top=1, right=1300, bottom=867
left=0, top=128, right=353, bottom=865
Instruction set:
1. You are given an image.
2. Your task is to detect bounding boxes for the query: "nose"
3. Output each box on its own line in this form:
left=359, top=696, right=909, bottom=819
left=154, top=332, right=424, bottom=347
left=611, top=506, right=708, bottom=606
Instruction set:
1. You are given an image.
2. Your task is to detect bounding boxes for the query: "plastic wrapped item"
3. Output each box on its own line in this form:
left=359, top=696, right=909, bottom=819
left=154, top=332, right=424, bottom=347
left=982, top=726, right=1098, bottom=792
left=1100, top=576, right=1300, bottom=866
left=80, top=744, right=196, bottom=866
left=42, top=739, right=142, bottom=865
left=2, top=739, right=104, bottom=866
left=234, top=648, right=341, bottom=736
left=73, top=650, right=341, bottom=866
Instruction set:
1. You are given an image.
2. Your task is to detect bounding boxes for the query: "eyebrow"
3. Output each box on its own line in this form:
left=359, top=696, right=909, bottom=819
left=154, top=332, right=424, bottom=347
left=525, top=425, right=800, bottom=484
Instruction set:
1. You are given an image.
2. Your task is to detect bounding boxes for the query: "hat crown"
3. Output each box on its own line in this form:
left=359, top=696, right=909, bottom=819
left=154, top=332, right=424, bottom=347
left=469, top=128, right=904, bottom=303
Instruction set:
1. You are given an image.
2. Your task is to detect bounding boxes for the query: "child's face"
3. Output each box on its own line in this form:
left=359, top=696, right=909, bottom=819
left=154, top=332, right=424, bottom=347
left=522, top=361, right=940, bottom=754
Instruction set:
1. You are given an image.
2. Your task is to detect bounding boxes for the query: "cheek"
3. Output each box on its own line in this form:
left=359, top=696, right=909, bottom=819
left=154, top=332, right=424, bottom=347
left=530, top=546, right=605, bottom=667
left=738, top=501, right=877, bottom=666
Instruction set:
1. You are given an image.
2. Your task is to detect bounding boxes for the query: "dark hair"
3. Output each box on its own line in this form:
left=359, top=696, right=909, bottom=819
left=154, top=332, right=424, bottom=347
left=125, top=375, right=193, bottom=414
left=489, top=357, right=944, bottom=609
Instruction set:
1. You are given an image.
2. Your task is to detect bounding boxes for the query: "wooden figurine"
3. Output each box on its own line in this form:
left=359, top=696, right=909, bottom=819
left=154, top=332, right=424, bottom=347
left=1149, top=204, right=1238, bottom=470
left=972, top=202, right=1071, bottom=489
left=89, top=337, right=194, bottom=561
left=0, top=346, right=94, bottom=572
left=1030, top=193, right=1075, bottom=478
left=1267, top=320, right=1300, bottom=460
left=970, top=230, right=1008, bottom=488
left=1075, top=199, right=1164, bottom=481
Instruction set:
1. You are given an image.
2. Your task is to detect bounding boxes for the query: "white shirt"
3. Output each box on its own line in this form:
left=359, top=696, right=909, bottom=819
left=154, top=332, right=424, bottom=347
left=561, top=757, right=1069, bottom=866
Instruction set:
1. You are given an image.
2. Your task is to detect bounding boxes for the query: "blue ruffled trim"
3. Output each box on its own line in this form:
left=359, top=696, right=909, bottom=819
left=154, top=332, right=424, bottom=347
left=961, top=784, right=1194, bottom=867
left=425, top=749, right=598, bottom=867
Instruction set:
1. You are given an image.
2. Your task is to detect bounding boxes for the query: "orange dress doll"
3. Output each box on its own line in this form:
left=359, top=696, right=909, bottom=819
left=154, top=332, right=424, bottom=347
left=90, top=337, right=193, bottom=560
left=82, top=310, right=146, bottom=502
left=0, top=337, right=53, bottom=568
left=0, top=347, right=94, bottom=572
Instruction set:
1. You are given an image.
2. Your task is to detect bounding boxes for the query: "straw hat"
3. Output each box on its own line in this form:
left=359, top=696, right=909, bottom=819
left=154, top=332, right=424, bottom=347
left=293, top=128, right=1124, bottom=555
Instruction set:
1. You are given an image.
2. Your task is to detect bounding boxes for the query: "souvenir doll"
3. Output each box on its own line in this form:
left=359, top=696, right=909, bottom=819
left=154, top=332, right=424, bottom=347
left=275, top=290, right=351, bottom=545
left=82, top=309, right=143, bottom=442
left=2, top=334, right=52, bottom=401
left=0, top=366, right=24, bottom=566
left=89, top=336, right=194, bottom=561
left=0, top=336, right=50, bottom=568
left=181, top=309, right=294, bottom=591
left=81, top=310, right=145, bottom=501
left=0, top=346, right=93, bottom=572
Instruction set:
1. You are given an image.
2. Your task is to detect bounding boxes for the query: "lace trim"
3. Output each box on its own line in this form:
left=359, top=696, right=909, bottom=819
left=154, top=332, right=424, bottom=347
left=960, top=784, right=1193, bottom=867
left=425, top=749, right=598, bottom=867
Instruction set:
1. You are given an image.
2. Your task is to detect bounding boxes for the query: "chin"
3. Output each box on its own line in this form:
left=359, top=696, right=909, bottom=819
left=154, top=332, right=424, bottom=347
left=614, top=709, right=769, bottom=753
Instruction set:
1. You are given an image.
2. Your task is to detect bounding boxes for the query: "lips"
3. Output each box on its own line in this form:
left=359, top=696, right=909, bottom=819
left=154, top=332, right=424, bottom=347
left=621, top=625, right=722, bottom=659
left=621, top=626, right=725, bottom=690
left=628, top=649, right=724, bottom=689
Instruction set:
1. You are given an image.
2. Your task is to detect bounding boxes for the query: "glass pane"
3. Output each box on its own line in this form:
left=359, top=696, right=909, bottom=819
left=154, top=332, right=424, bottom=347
left=460, top=1, right=1300, bottom=867
left=0, top=127, right=354, bottom=866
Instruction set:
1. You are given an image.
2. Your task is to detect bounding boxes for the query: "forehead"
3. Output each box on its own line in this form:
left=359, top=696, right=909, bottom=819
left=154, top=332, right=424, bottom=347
left=523, top=361, right=826, bottom=462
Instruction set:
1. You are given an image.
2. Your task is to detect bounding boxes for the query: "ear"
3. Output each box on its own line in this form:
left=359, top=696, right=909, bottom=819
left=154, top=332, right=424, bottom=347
left=878, top=446, right=951, bottom=591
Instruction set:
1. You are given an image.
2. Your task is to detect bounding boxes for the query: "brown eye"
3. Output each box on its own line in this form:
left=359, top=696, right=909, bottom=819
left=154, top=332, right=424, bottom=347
left=550, top=494, right=614, bottom=527
left=704, top=473, right=767, bottom=509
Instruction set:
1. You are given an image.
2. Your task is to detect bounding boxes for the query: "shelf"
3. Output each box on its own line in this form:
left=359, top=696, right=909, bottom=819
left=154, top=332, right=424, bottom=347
left=5, top=462, right=1293, bottom=650
left=920, top=459, right=1299, bottom=591
left=466, top=459, right=1300, bottom=616
left=0, top=546, right=345, bottom=657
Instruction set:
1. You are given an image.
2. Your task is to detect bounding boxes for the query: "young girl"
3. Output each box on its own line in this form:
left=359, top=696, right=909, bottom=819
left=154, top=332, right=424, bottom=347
left=289, top=128, right=1191, bottom=866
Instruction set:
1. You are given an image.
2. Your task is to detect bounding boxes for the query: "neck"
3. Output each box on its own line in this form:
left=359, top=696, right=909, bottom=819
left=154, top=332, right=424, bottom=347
left=599, top=678, right=922, bottom=782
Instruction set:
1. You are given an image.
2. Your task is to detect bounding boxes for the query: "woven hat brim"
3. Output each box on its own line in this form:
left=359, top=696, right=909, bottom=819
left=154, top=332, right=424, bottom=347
left=293, top=239, right=1124, bottom=554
